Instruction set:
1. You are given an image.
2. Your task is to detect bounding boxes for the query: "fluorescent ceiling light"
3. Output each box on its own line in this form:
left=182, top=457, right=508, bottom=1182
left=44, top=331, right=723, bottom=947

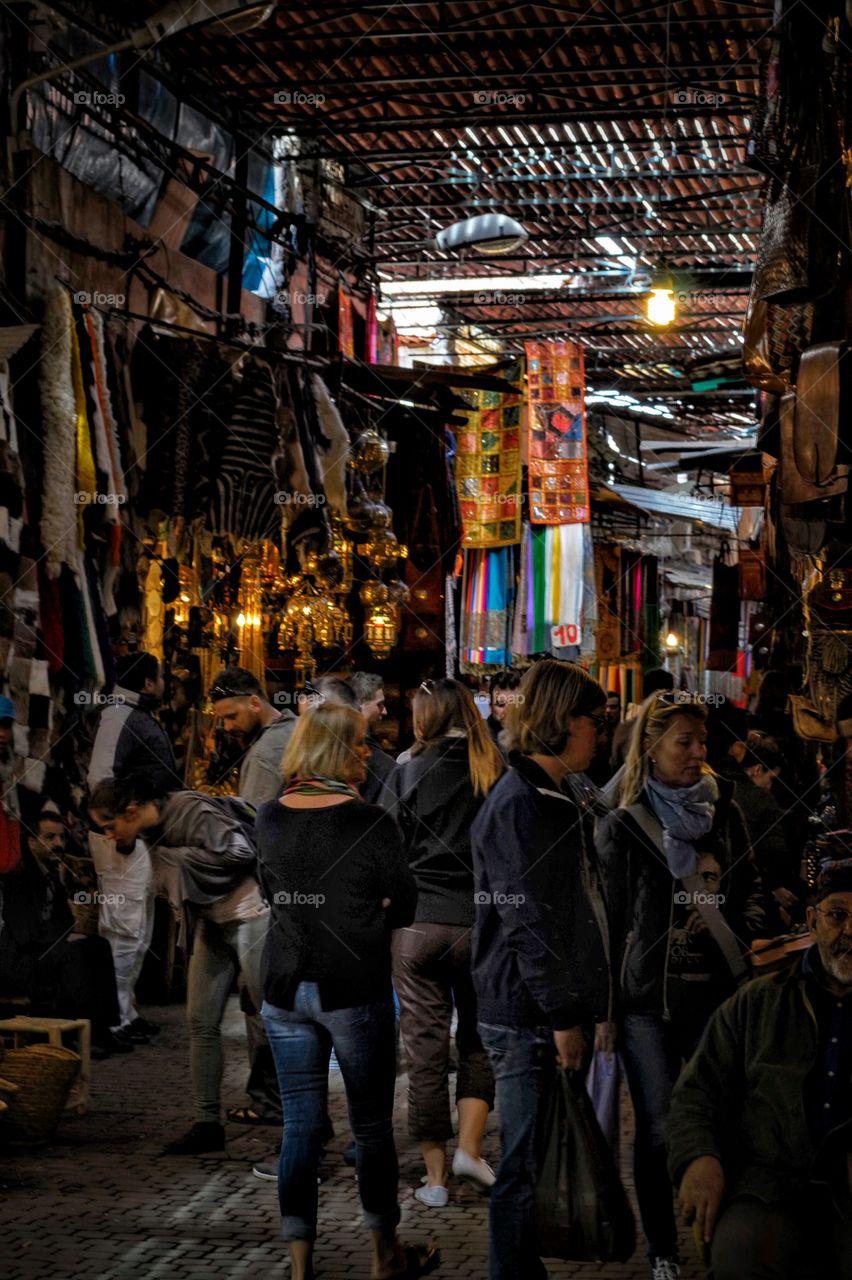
left=379, top=273, right=570, bottom=297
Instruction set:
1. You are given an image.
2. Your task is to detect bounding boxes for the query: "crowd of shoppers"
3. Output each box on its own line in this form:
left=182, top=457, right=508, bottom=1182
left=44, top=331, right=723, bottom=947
left=3, top=656, right=852, bottom=1280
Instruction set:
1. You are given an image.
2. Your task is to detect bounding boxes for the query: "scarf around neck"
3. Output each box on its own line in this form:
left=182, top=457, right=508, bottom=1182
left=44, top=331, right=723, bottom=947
left=284, top=776, right=359, bottom=799
left=645, top=773, right=718, bottom=879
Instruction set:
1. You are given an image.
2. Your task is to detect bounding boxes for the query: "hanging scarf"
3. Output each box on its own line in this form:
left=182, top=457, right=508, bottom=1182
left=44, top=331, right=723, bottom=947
left=644, top=773, right=718, bottom=879
left=284, top=775, right=359, bottom=799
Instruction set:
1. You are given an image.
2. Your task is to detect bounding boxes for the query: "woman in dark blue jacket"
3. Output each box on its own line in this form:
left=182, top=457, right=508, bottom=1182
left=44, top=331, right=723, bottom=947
left=471, top=659, right=612, bottom=1280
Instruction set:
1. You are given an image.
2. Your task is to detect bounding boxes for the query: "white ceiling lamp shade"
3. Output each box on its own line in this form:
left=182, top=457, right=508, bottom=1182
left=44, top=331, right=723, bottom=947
left=435, top=213, right=528, bottom=256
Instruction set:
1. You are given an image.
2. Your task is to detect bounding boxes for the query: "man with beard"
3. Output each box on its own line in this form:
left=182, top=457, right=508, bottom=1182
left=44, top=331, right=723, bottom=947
left=667, top=860, right=852, bottom=1279
left=209, top=668, right=296, bottom=1127
left=88, top=652, right=177, bottom=1045
left=209, top=668, right=297, bottom=808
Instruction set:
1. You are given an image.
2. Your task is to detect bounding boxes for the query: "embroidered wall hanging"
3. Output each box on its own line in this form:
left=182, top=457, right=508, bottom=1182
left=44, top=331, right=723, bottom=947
left=455, top=362, right=522, bottom=548
left=525, top=339, right=590, bottom=524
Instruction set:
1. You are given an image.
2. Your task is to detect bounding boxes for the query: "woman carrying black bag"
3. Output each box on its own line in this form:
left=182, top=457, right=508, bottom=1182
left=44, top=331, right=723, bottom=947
left=470, top=660, right=614, bottom=1280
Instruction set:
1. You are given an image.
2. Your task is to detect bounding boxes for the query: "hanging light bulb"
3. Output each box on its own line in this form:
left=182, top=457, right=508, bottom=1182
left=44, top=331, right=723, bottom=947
left=236, top=612, right=246, bottom=628
left=647, top=264, right=676, bottom=327
left=665, top=629, right=680, bottom=651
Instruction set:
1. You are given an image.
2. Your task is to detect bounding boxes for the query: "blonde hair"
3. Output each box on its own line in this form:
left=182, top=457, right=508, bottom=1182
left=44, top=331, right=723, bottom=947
left=620, top=691, right=709, bottom=807
left=281, top=703, right=367, bottom=785
left=504, top=659, right=605, bottom=757
left=411, top=678, right=504, bottom=798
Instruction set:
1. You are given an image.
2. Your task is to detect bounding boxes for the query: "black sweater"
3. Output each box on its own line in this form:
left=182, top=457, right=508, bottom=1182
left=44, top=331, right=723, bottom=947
left=255, top=798, right=417, bottom=1011
left=471, top=754, right=611, bottom=1031
left=384, top=738, right=488, bottom=926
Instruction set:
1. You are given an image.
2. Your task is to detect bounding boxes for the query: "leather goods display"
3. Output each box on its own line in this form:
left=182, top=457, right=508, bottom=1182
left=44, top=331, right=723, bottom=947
left=789, top=693, right=838, bottom=744
left=809, top=544, right=852, bottom=629
left=779, top=390, right=849, bottom=506
left=402, top=485, right=444, bottom=652
left=739, top=546, right=768, bottom=601
left=794, top=341, right=852, bottom=485
left=707, top=541, right=740, bottom=671
left=743, top=297, right=814, bottom=395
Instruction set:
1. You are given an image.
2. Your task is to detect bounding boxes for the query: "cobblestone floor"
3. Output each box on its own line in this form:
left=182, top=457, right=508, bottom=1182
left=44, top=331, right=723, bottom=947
left=0, top=1000, right=706, bottom=1280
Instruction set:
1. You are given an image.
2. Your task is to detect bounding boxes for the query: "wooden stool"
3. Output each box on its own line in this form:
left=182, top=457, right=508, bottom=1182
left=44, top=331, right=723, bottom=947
left=0, top=1016, right=91, bottom=1114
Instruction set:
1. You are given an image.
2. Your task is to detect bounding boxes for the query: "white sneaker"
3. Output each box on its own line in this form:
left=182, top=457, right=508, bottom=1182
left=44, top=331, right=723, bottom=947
left=414, top=1184, right=449, bottom=1208
left=651, top=1260, right=680, bottom=1280
left=451, top=1149, right=496, bottom=1190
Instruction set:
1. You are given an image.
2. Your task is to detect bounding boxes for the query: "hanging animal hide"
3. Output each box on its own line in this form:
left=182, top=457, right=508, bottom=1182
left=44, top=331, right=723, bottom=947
left=311, top=374, right=349, bottom=516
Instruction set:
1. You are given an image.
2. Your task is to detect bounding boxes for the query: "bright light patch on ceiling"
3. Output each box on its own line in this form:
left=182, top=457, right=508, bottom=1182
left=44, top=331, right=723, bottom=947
left=595, top=235, right=622, bottom=255
left=379, top=274, right=571, bottom=297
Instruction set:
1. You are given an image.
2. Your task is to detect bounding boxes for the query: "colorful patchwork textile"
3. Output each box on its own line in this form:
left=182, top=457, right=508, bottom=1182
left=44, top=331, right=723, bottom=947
left=525, top=340, right=590, bottom=524
left=455, top=365, right=522, bottom=548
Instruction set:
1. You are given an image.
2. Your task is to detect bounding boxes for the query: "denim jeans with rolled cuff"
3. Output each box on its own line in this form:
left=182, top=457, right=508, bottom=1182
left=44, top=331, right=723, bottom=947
left=479, top=1021, right=554, bottom=1280
left=263, top=982, right=400, bottom=1244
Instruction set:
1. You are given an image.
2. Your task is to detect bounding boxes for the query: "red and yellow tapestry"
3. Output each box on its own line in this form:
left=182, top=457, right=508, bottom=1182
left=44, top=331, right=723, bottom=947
left=455, top=363, right=522, bottom=548
left=525, top=339, right=589, bottom=524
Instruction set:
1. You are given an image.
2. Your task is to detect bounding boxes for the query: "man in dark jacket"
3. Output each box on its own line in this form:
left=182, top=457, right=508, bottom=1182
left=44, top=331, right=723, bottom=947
left=486, top=671, right=521, bottom=752
left=0, top=811, right=124, bottom=1055
left=471, top=659, right=612, bottom=1280
left=667, top=860, right=852, bottom=1280
left=349, top=671, right=395, bottom=805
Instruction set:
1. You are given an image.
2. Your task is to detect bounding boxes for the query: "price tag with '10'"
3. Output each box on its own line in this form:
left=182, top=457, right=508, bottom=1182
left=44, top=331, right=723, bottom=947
left=551, top=622, right=582, bottom=648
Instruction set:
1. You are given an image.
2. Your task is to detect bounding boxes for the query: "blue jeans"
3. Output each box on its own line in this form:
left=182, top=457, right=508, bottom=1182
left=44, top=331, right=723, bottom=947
left=479, top=1022, right=554, bottom=1280
left=621, top=1009, right=711, bottom=1261
left=262, top=983, right=400, bottom=1243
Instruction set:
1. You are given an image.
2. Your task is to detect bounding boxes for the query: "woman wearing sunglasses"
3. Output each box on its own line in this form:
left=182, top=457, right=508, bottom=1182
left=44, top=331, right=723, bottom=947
left=598, top=691, right=766, bottom=1280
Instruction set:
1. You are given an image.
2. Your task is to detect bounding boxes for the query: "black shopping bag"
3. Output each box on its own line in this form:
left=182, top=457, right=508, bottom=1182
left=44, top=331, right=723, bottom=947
left=535, top=1067, right=635, bottom=1262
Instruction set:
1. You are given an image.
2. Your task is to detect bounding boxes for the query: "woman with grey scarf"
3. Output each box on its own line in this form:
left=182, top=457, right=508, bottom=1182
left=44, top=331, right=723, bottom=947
left=596, top=691, right=766, bottom=1280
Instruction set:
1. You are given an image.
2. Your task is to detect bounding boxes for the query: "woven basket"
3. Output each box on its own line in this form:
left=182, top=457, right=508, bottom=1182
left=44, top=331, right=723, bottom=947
left=0, top=1044, right=80, bottom=1141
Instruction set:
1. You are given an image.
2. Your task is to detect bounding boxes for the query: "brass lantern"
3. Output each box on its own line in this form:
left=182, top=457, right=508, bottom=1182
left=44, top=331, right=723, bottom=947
left=364, top=604, right=399, bottom=658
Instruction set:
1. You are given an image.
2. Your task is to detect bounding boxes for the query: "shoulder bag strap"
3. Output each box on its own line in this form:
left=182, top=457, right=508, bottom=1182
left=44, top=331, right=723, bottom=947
left=625, top=805, right=748, bottom=984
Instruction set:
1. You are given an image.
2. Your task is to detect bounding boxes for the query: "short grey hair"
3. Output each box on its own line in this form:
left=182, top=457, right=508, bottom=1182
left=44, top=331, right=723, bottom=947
left=349, top=671, right=384, bottom=707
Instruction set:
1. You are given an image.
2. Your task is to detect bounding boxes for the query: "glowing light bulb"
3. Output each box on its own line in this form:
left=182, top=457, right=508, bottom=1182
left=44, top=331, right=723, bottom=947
left=647, top=289, right=676, bottom=327
left=237, top=612, right=246, bottom=628
left=665, top=630, right=680, bottom=650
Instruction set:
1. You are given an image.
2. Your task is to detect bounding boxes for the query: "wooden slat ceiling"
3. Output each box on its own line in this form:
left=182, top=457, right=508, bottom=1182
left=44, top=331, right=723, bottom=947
left=84, top=0, right=772, bottom=429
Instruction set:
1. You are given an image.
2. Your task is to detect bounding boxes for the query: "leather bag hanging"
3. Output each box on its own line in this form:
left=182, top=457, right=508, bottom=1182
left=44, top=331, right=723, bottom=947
left=402, top=484, right=445, bottom=652
left=743, top=297, right=814, bottom=395
left=809, top=544, right=852, bottom=630
left=707, top=541, right=740, bottom=671
left=794, top=341, right=852, bottom=484
left=779, top=390, right=849, bottom=506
